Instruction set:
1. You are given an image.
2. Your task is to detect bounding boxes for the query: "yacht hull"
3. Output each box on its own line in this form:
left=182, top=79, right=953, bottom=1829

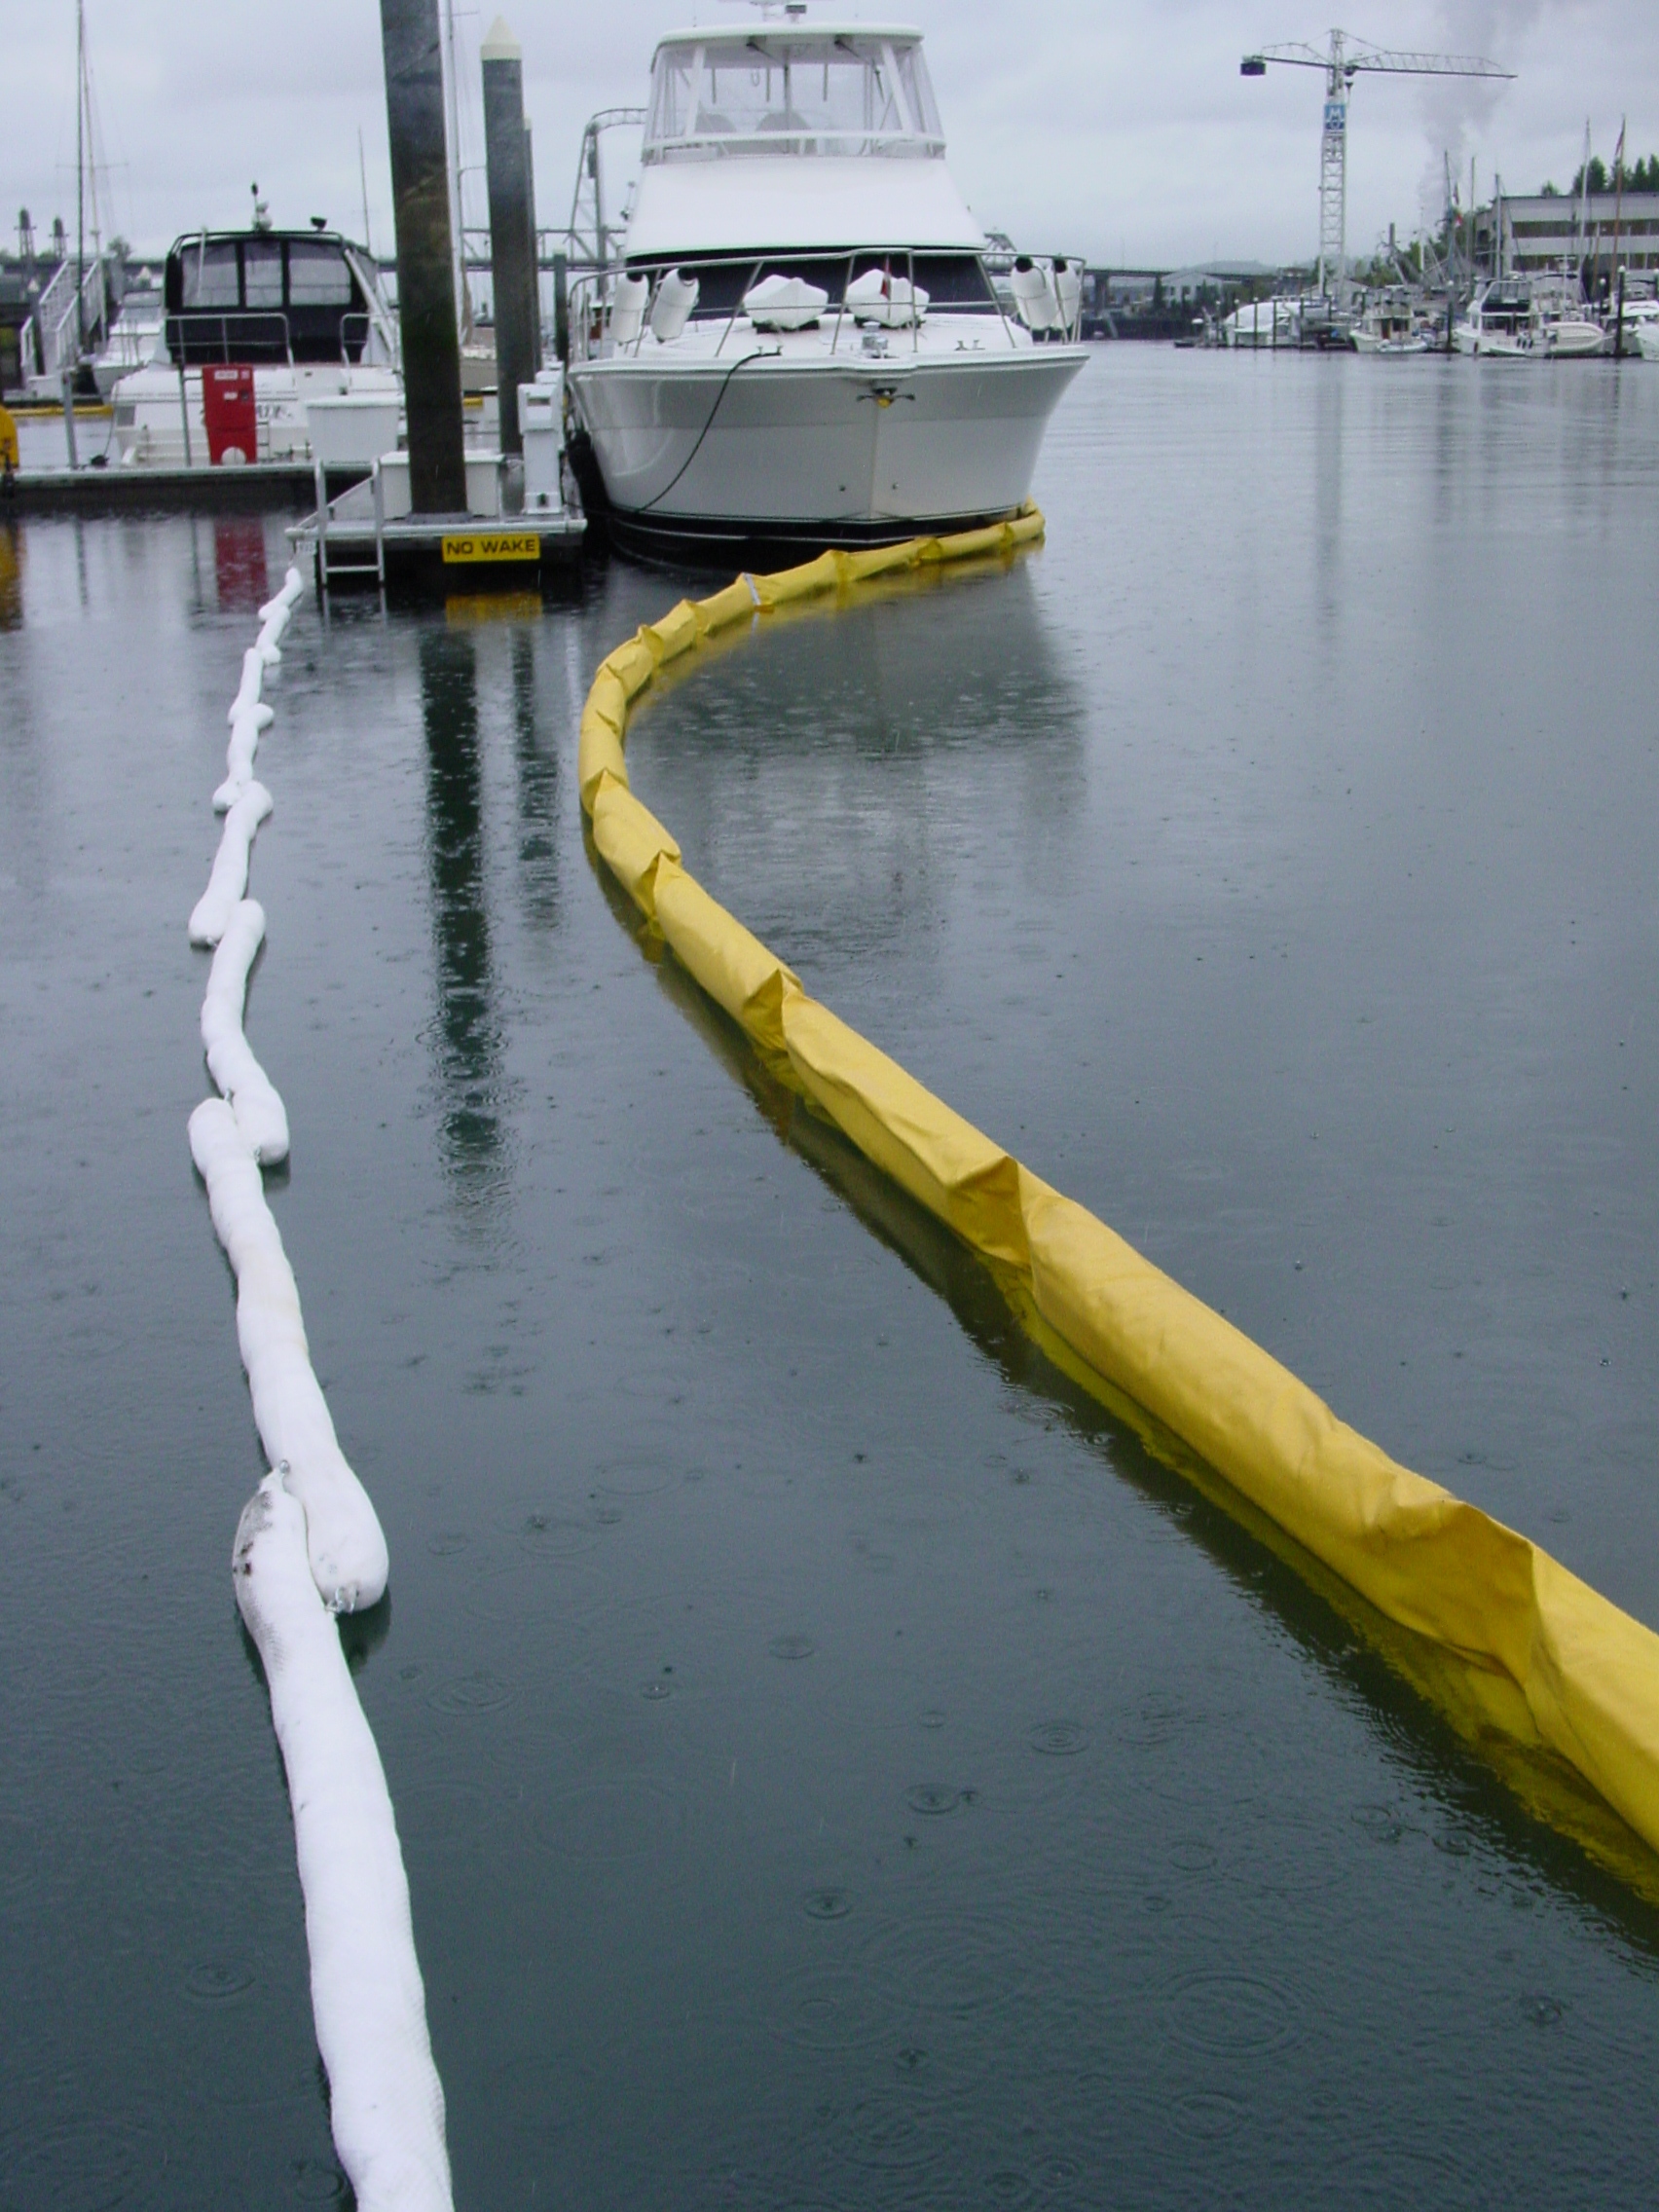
left=568, top=344, right=1086, bottom=554
left=1540, top=318, right=1607, bottom=358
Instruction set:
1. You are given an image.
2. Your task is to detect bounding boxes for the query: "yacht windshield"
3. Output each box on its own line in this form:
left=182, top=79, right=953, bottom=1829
left=644, top=33, right=944, bottom=160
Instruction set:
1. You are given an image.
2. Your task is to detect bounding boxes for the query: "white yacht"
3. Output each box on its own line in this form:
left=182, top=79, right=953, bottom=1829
left=563, top=18, right=1087, bottom=558
left=110, top=226, right=400, bottom=466
left=1220, top=298, right=1302, bottom=349
left=1454, top=278, right=1604, bottom=360
left=1534, top=282, right=1607, bottom=359
left=1610, top=294, right=1659, bottom=356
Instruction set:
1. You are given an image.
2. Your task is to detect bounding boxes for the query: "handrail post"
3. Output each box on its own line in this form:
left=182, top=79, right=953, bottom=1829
left=60, top=366, right=80, bottom=470
left=314, top=457, right=329, bottom=590
left=372, top=456, right=386, bottom=584
left=979, top=253, right=1016, bottom=350
left=830, top=252, right=852, bottom=356
left=716, top=261, right=761, bottom=358
left=172, top=320, right=195, bottom=467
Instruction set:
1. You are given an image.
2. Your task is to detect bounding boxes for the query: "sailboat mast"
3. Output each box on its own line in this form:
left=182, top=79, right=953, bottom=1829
left=358, top=126, right=374, bottom=256
left=443, top=0, right=469, bottom=335
left=75, top=0, right=85, bottom=358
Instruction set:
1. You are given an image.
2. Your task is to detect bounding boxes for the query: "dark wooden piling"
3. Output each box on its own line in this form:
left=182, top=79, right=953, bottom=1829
left=481, top=17, right=537, bottom=456
left=380, top=0, right=466, bottom=512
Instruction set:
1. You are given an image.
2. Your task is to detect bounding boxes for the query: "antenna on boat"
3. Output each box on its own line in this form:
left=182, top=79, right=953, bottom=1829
left=358, top=126, right=374, bottom=256
left=720, top=0, right=811, bottom=17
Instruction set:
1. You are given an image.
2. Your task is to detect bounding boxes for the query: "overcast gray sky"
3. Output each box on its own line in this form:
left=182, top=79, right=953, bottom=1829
left=9, top=1, right=1656, bottom=269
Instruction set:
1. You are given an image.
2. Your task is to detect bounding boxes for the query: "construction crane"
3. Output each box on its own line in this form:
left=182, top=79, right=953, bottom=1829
left=1240, top=30, right=1514, bottom=313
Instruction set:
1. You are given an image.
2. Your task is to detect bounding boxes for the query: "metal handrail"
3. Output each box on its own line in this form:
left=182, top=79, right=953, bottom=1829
left=29, top=254, right=108, bottom=379
left=566, top=244, right=1017, bottom=365
left=164, top=311, right=294, bottom=366
left=644, top=129, right=945, bottom=162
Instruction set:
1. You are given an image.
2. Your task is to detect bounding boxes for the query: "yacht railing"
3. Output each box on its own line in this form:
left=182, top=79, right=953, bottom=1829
left=645, top=130, right=945, bottom=163
left=164, top=313, right=295, bottom=367
left=567, top=245, right=1051, bottom=363
left=98, top=320, right=162, bottom=375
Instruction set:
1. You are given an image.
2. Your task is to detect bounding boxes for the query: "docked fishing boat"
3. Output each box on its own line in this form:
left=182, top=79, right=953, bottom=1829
left=563, top=18, right=1087, bottom=558
left=1350, top=290, right=1430, bottom=353
left=110, top=224, right=400, bottom=466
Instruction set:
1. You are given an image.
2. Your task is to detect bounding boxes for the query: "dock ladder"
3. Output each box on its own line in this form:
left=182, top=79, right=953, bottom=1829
left=313, top=459, right=386, bottom=593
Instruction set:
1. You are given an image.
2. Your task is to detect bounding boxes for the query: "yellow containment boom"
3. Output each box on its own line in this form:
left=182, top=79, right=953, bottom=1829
left=578, top=509, right=1659, bottom=1873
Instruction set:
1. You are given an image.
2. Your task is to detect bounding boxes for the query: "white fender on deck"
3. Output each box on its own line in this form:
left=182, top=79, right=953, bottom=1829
left=229, top=647, right=266, bottom=723
left=189, top=1098, right=388, bottom=1609
left=202, top=901, right=290, bottom=1164
left=649, top=267, right=700, bottom=345
left=234, top=1475, right=453, bottom=2212
left=190, top=781, right=273, bottom=946
left=214, top=704, right=276, bottom=814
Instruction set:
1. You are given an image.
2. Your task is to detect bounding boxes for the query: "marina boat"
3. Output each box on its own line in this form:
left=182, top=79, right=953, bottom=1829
left=1454, top=281, right=1535, bottom=356
left=1608, top=291, right=1659, bottom=356
left=1350, top=290, right=1431, bottom=353
left=110, top=224, right=400, bottom=466
left=1454, top=278, right=1604, bottom=360
left=1219, top=298, right=1302, bottom=348
left=563, top=17, right=1087, bottom=558
left=1534, top=282, right=1607, bottom=358
left=1639, top=322, right=1659, bottom=363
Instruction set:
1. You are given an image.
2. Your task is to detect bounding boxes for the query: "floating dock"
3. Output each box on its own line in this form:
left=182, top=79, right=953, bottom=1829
left=3, top=463, right=367, bottom=517
left=292, top=500, right=586, bottom=593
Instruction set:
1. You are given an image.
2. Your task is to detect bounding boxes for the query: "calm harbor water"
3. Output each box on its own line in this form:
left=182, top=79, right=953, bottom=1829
left=3, top=349, right=1658, bottom=2207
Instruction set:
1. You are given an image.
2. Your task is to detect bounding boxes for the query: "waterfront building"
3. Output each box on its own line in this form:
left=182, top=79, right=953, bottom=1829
left=1494, top=192, right=1659, bottom=284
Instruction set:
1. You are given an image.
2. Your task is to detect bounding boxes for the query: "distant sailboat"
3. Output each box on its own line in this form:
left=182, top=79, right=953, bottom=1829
left=26, top=0, right=113, bottom=393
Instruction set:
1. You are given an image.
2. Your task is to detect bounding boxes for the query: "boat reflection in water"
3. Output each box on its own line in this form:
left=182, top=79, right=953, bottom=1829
left=620, top=551, right=1088, bottom=1014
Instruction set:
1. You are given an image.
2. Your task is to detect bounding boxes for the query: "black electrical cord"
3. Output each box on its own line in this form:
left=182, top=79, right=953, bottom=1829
left=637, top=345, right=773, bottom=514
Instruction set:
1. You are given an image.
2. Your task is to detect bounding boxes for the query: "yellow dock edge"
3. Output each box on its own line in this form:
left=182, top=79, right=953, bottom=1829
left=577, top=504, right=1659, bottom=1881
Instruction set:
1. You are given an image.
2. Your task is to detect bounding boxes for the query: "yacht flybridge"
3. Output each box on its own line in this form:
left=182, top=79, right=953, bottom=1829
left=564, top=18, right=1087, bottom=558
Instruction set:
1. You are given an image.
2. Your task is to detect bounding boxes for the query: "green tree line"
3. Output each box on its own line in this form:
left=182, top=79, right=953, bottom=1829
left=1540, top=154, right=1659, bottom=196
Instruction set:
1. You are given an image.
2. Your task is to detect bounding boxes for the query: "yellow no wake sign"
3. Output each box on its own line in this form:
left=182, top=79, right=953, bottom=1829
left=441, top=530, right=541, bottom=565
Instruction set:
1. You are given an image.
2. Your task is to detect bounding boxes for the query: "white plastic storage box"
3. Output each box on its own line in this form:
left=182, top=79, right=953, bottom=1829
left=304, top=394, right=403, bottom=470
